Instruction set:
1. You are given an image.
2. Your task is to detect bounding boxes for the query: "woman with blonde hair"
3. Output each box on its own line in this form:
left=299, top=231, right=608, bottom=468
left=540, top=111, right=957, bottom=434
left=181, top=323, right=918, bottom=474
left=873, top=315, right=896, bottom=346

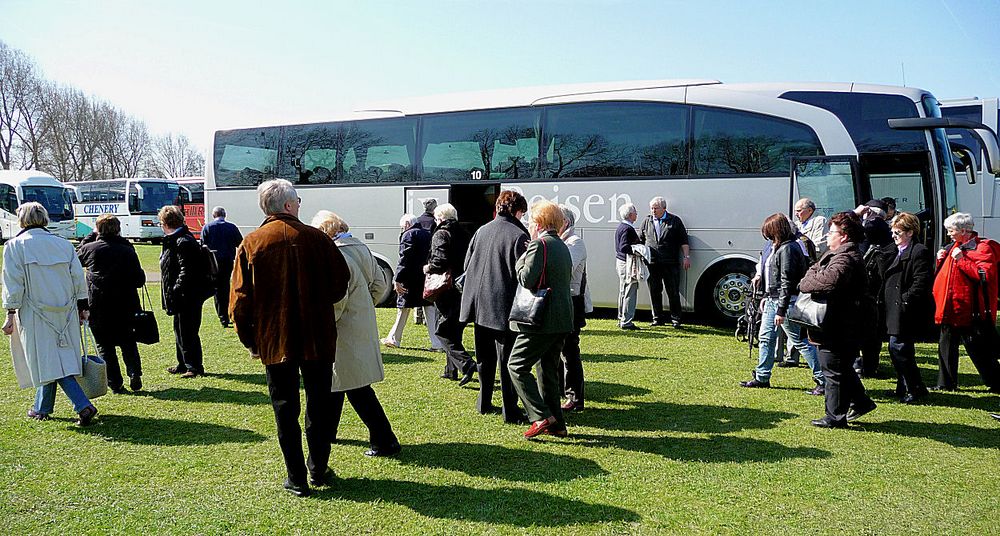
left=312, top=210, right=400, bottom=457
left=3, top=202, right=97, bottom=425
left=507, top=200, right=574, bottom=439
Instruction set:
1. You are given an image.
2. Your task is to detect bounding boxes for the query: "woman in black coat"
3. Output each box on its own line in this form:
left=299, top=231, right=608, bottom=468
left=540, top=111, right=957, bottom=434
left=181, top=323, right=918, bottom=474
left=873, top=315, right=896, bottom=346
left=424, top=204, right=475, bottom=384
left=799, top=211, right=876, bottom=428
left=381, top=214, right=440, bottom=350
left=158, top=205, right=210, bottom=378
left=78, top=215, right=146, bottom=392
left=460, top=190, right=530, bottom=423
left=882, top=212, right=932, bottom=403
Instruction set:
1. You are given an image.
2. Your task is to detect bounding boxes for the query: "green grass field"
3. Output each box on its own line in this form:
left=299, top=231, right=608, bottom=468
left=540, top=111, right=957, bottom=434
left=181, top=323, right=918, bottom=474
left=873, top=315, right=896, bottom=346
left=1, top=244, right=998, bottom=534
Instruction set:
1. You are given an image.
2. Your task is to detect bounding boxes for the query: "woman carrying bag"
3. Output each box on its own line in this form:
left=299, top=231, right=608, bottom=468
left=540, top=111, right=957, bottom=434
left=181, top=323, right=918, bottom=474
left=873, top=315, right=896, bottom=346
left=507, top=200, right=573, bottom=439
left=3, top=202, right=98, bottom=426
left=77, top=214, right=146, bottom=393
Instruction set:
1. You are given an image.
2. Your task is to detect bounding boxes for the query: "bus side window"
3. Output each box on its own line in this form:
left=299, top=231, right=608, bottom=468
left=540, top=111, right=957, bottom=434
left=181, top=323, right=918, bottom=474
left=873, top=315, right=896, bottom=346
left=0, top=185, right=17, bottom=213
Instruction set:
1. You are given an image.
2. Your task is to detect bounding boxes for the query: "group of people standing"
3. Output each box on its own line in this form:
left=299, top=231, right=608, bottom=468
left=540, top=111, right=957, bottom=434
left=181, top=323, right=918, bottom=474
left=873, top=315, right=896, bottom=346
left=742, top=196, right=1000, bottom=428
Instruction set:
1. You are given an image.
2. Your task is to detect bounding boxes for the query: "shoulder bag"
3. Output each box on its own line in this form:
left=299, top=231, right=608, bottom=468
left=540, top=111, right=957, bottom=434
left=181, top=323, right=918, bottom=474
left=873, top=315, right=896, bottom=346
left=787, top=292, right=827, bottom=331
left=134, top=284, right=160, bottom=344
left=509, top=238, right=550, bottom=326
left=422, top=271, right=453, bottom=302
left=76, top=322, right=108, bottom=400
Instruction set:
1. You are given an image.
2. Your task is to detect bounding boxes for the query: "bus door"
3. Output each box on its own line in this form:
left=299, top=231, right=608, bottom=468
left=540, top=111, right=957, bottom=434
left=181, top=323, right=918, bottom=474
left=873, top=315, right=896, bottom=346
left=450, top=183, right=499, bottom=237
left=859, top=151, right=936, bottom=249
left=790, top=156, right=864, bottom=223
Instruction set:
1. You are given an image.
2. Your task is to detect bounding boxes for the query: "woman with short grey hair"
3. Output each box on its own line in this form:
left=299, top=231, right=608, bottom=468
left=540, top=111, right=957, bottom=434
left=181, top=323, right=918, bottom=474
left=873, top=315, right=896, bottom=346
left=425, top=203, right=475, bottom=383
left=558, top=204, right=592, bottom=411
left=943, top=212, right=975, bottom=232
left=381, top=213, right=442, bottom=351
left=3, top=202, right=97, bottom=425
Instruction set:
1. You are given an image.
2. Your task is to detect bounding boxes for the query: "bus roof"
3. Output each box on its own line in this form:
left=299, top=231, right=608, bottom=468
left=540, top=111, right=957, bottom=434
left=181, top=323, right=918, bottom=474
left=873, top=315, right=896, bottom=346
left=721, top=81, right=932, bottom=103
left=0, top=170, right=63, bottom=187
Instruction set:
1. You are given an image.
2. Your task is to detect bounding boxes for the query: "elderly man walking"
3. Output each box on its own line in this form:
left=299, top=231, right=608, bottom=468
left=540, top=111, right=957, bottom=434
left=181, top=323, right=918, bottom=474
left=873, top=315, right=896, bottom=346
left=230, top=179, right=350, bottom=497
left=201, top=206, right=243, bottom=327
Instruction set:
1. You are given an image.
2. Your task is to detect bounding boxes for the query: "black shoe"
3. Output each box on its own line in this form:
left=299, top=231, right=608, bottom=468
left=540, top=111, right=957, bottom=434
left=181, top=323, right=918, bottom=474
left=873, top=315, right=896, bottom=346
left=440, top=371, right=458, bottom=381
left=76, top=405, right=98, bottom=427
left=365, top=443, right=402, bottom=457
left=811, top=418, right=847, bottom=429
left=901, top=393, right=926, bottom=404
left=990, top=413, right=1000, bottom=422
left=620, top=323, right=639, bottom=331
left=777, top=360, right=800, bottom=368
left=166, top=365, right=187, bottom=375
left=283, top=478, right=311, bottom=497
left=739, top=378, right=771, bottom=388
left=846, top=402, right=877, bottom=422
left=129, top=375, right=142, bottom=392
left=110, top=385, right=127, bottom=395
left=649, top=320, right=668, bottom=327
left=309, top=468, right=333, bottom=487
left=458, top=366, right=476, bottom=387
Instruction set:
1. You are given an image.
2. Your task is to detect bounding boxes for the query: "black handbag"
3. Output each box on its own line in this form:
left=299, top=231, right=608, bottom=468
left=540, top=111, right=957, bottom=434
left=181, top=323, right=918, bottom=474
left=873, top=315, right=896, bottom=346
left=509, top=239, right=550, bottom=326
left=134, top=284, right=160, bottom=345
left=787, top=292, right=827, bottom=331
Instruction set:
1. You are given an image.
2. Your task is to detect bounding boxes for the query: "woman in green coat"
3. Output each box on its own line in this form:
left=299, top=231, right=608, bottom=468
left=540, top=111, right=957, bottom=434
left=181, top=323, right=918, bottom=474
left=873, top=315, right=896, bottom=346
left=508, top=200, right=574, bottom=439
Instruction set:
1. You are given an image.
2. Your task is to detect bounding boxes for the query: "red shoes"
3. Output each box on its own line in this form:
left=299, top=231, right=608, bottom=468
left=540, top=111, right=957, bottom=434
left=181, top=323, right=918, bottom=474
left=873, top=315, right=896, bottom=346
left=523, top=419, right=552, bottom=438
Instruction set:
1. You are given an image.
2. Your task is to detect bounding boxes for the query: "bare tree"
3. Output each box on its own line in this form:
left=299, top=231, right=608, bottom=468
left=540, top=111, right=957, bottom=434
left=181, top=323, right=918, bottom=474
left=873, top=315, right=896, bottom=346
left=148, top=133, right=205, bottom=178
left=0, top=40, right=46, bottom=170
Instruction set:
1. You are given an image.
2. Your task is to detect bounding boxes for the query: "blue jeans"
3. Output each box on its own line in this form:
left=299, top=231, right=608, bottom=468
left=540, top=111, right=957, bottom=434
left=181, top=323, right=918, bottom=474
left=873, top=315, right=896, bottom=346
left=33, top=376, right=91, bottom=415
left=755, top=297, right=822, bottom=384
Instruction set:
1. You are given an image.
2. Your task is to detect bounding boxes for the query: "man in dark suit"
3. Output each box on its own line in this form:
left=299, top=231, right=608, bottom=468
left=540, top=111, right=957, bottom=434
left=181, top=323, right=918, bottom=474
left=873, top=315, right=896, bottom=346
left=201, top=206, right=243, bottom=327
left=638, top=196, right=690, bottom=328
left=460, top=190, right=529, bottom=423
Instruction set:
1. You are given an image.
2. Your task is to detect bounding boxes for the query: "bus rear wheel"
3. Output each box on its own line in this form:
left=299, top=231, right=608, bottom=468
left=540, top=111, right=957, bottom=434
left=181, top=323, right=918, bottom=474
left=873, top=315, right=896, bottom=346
left=375, top=258, right=396, bottom=307
left=697, top=260, right=755, bottom=325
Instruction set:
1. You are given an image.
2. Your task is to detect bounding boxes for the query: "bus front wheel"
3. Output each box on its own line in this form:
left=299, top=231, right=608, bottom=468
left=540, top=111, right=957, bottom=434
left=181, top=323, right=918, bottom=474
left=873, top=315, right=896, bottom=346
left=375, top=258, right=397, bottom=307
left=697, top=260, right=755, bottom=325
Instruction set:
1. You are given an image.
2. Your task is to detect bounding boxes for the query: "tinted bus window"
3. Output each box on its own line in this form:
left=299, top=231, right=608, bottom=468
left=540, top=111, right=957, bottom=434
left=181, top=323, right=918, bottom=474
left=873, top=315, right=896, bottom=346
left=941, top=104, right=983, bottom=165
left=781, top=92, right=924, bottom=153
left=421, top=108, right=539, bottom=182
left=281, top=118, right=416, bottom=184
left=22, top=186, right=74, bottom=222
left=691, top=107, right=823, bottom=175
left=214, top=128, right=281, bottom=187
left=129, top=182, right=181, bottom=215
left=542, top=102, right=687, bottom=178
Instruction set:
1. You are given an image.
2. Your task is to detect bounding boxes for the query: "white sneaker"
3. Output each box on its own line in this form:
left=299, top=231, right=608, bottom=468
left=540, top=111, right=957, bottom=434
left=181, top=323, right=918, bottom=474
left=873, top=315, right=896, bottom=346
left=380, top=338, right=398, bottom=348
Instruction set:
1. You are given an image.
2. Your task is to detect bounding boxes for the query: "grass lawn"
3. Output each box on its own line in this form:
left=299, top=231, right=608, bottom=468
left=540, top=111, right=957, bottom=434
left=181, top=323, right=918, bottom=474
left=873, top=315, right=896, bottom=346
left=1, top=244, right=998, bottom=534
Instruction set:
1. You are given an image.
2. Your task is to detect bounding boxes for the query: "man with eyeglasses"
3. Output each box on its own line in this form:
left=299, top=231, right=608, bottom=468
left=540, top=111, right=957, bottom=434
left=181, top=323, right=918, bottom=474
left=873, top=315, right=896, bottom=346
left=230, top=179, right=349, bottom=497
left=794, top=198, right=828, bottom=255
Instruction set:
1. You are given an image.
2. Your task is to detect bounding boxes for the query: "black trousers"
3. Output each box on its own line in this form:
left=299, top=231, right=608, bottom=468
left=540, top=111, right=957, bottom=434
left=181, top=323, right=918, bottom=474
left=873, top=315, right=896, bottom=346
left=856, top=336, right=883, bottom=376
left=560, top=294, right=586, bottom=404
left=434, top=290, right=474, bottom=377
left=888, top=335, right=927, bottom=396
left=214, top=258, right=234, bottom=324
left=172, top=301, right=204, bottom=373
left=473, top=324, right=521, bottom=422
left=937, top=323, right=1000, bottom=390
left=647, top=262, right=682, bottom=323
left=818, top=344, right=873, bottom=425
left=90, top=323, right=142, bottom=388
left=265, top=359, right=333, bottom=484
left=331, top=385, right=398, bottom=449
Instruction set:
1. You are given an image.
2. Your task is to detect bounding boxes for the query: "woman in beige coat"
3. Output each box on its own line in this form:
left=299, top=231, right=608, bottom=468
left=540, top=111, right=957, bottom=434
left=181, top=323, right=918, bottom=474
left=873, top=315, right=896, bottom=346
left=312, top=211, right=400, bottom=457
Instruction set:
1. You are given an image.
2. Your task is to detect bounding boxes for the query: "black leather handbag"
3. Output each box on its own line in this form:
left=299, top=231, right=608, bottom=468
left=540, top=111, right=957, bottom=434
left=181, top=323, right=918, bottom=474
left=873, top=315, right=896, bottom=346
left=787, top=292, right=827, bottom=331
left=508, top=239, right=550, bottom=326
left=134, top=285, right=160, bottom=345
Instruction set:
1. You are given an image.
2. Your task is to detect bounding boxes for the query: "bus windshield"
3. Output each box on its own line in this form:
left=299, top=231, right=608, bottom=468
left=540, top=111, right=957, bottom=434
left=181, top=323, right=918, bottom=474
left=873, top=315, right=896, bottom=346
left=922, top=95, right=958, bottom=214
left=22, top=186, right=74, bottom=222
left=130, top=181, right=182, bottom=215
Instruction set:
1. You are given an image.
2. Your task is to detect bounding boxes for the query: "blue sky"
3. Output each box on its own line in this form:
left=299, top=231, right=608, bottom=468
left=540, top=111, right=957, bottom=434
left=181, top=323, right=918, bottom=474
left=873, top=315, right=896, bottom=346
left=2, top=0, right=998, bottom=151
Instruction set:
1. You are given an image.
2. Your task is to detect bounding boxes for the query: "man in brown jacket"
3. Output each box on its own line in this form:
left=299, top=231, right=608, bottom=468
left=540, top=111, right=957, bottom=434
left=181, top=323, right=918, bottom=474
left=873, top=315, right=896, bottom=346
left=230, top=179, right=349, bottom=497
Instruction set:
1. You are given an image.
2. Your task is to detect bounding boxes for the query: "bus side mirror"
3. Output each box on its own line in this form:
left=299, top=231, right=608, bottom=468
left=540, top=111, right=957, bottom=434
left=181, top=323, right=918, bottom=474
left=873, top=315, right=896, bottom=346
left=951, top=146, right=977, bottom=184
left=135, top=184, right=145, bottom=199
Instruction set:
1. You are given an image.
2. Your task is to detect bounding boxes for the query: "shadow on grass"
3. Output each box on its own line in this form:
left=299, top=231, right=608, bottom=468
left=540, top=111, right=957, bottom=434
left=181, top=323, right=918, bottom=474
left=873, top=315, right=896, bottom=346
left=585, top=380, right=653, bottom=403
left=382, top=352, right=435, bottom=365
left=210, top=372, right=268, bottom=386
left=581, top=353, right=655, bottom=364
left=318, top=478, right=640, bottom=525
left=77, top=414, right=267, bottom=445
left=571, top=433, right=831, bottom=463
left=571, top=402, right=795, bottom=434
left=134, top=387, right=271, bottom=406
left=395, top=442, right=607, bottom=482
left=584, top=329, right=693, bottom=340
left=860, top=420, right=1000, bottom=449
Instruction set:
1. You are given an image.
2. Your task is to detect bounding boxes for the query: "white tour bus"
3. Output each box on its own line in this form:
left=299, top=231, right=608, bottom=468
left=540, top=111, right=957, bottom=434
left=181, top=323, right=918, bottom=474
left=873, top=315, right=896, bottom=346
left=72, top=178, right=189, bottom=241
left=0, top=170, right=76, bottom=241
left=206, top=80, right=997, bottom=321
left=941, top=97, right=1000, bottom=238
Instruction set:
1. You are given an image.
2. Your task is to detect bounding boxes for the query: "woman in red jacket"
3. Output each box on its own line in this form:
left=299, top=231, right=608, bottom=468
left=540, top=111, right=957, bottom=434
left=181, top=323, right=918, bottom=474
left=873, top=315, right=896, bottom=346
left=932, top=212, right=1000, bottom=392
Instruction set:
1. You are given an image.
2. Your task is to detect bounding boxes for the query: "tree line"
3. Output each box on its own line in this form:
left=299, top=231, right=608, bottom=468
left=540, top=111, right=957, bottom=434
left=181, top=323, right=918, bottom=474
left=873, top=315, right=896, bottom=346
left=0, top=40, right=204, bottom=181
